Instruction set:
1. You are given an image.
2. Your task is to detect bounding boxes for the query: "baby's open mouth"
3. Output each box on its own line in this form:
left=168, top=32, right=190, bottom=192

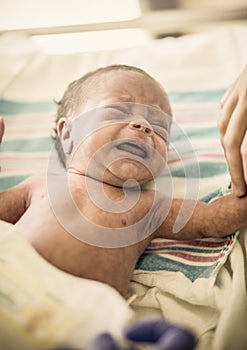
left=116, top=142, right=147, bottom=158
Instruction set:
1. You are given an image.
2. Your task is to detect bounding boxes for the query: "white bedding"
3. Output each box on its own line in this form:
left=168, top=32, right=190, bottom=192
left=0, top=25, right=247, bottom=101
left=0, top=220, right=133, bottom=350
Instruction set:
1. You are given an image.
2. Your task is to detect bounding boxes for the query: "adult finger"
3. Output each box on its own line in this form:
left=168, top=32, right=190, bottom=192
left=88, top=333, right=121, bottom=350
left=220, top=80, right=237, bottom=108
left=157, top=325, right=196, bottom=350
left=222, top=99, right=247, bottom=196
left=218, top=91, right=238, bottom=138
left=221, top=65, right=247, bottom=108
left=125, top=318, right=196, bottom=350
left=125, top=318, right=170, bottom=343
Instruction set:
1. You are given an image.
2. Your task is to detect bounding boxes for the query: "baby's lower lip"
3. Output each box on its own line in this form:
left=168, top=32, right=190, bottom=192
left=116, top=142, right=147, bottom=158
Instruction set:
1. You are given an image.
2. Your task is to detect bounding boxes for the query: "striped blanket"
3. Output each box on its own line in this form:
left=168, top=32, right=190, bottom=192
left=136, top=234, right=235, bottom=282
left=0, top=99, right=55, bottom=190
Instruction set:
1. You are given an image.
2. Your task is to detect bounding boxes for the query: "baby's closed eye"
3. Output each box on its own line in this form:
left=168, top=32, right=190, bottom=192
left=101, top=105, right=130, bottom=123
left=151, top=120, right=170, bottom=142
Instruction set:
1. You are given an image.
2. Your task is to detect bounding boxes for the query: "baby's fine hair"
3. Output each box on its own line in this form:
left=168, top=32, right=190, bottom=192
left=52, top=64, right=171, bottom=166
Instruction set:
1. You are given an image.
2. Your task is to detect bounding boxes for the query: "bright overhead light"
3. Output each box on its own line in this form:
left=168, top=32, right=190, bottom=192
left=0, top=0, right=141, bottom=31
left=31, top=29, right=150, bottom=54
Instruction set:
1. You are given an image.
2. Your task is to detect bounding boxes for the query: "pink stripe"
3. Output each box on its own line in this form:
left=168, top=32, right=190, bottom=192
left=148, top=239, right=232, bottom=248
left=0, top=156, right=48, bottom=161
left=1, top=169, right=43, bottom=173
left=195, top=154, right=225, bottom=158
left=173, top=103, right=219, bottom=111
left=173, top=119, right=216, bottom=124
left=167, top=158, right=225, bottom=165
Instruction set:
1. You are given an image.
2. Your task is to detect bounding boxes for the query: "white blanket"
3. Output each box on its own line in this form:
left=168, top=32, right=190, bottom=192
left=0, top=220, right=133, bottom=350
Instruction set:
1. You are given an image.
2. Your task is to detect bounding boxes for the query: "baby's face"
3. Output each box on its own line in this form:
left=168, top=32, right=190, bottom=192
left=63, top=71, right=172, bottom=187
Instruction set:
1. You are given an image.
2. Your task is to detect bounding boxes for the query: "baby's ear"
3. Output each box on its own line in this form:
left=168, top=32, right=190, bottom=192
left=57, top=118, right=73, bottom=155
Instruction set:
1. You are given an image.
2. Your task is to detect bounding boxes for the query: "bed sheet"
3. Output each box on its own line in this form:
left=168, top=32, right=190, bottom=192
left=0, top=25, right=247, bottom=100
left=0, top=24, right=247, bottom=350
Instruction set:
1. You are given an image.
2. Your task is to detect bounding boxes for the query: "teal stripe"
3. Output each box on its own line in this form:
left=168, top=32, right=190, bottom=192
left=0, top=175, right=30, bottom=191
left=0, top=90, right=225, bottom=115
left=170, top=162, right=228, bottom=178
left=169, top=89, right=225, bottom=104
left=135, top=254, right=219, bottom=281
left=0, top=99, right=56, bottom=114
left=186, top=127, right=219, bottom=139
left=170, top=127, right=219, bottom=142
left=146, top=246, right=223, bottom=254
left=0, top=138, right=53, bottom=152
left=200, top=188, right=222, bottom=203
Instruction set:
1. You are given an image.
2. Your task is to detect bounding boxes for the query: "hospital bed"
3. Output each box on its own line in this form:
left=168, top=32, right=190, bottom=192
left=0, top=24, right=247, bottom=350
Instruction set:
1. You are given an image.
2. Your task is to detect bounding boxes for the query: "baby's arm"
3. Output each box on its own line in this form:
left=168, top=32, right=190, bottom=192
left=0, top=178, right=30, bottom=224
left=0, top=119, right=33, bottom=223
left=154, top=193, right=247, bottom=240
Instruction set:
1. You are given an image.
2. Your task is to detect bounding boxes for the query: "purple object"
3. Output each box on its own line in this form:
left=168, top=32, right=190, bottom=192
left=88, top=318, right=196, bottom=350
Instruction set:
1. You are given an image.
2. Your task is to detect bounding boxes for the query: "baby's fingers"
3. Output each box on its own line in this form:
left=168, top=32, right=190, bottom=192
left=0, top=117, right=4, bottom=143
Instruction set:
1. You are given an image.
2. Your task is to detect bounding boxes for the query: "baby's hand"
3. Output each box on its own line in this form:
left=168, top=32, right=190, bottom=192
left=0, top=117, right=4, bottom=144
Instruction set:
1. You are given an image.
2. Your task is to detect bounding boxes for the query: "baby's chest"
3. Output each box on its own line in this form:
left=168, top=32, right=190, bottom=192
left=73, top=187, right=155, bottom=229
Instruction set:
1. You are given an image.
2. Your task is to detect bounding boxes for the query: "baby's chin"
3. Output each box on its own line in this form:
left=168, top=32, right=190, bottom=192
left=104, top=162, right=157, bottom=188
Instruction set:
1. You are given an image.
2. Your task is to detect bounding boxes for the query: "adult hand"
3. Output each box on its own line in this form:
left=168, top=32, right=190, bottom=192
left=88, top=318, right=196, bottom=350
left=219, top=64, right=247, bottom=196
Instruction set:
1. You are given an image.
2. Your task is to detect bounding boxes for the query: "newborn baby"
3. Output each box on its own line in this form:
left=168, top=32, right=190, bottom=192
left=0, top=65, right=247, bottom=296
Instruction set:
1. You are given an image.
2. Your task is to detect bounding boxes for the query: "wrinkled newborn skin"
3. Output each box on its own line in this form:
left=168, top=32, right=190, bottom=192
left=15, top=70, right=171, bottom=296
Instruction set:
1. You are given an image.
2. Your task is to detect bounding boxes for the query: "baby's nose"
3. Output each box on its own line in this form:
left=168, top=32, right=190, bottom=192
left=129, top=119, right=154, bottom=136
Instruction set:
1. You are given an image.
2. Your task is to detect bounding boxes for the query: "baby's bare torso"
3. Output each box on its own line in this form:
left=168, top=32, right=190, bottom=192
left=16, top=173, right=157, bottom=295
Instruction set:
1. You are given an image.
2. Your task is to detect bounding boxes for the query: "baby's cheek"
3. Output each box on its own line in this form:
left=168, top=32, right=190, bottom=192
left=155, top=138, right=168, bottom=160
left=153, top=142, right=168, bottom=177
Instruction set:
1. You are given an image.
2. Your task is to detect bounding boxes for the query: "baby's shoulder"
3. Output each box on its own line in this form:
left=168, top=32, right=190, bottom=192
left=21, top=173, right=46, bottom=198
left=25, top=172, right=46, bottom=187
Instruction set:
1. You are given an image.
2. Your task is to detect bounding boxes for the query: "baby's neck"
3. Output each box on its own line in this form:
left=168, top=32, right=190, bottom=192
left=67, top=167, right=155, bottom=189
left=67, top=171, right=130, bottom=202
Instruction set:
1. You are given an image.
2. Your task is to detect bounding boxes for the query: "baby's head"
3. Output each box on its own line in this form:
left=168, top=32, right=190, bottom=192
left=53, top=64, right=172, bottom=187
